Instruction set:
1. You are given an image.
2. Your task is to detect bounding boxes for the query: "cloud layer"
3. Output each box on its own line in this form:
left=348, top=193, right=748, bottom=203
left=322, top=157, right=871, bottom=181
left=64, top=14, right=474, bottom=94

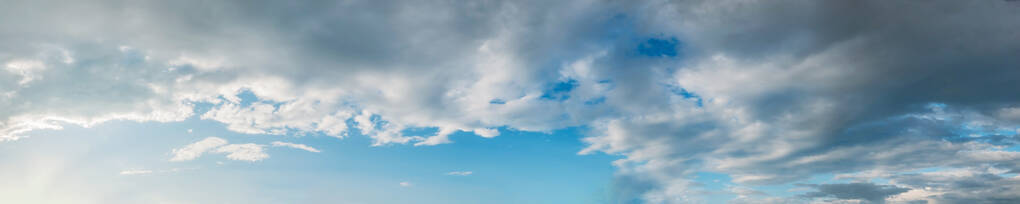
left=2, top=0, right=1019, bottom=203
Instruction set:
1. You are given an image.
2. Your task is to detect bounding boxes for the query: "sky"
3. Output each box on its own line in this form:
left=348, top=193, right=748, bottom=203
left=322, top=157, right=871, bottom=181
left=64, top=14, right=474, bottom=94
left=1, top=0, right=1020, bottom=203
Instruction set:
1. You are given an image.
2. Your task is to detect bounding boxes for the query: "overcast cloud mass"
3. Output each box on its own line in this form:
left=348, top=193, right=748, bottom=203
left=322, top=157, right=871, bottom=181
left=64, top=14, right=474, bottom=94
left=2, top=0, right=1020, bottom=203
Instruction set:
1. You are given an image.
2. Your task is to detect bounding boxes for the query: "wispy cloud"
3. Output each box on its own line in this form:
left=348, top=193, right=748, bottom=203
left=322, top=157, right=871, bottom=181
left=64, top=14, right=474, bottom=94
left=119, top=167, right=198, bottom=176
left=171, top=137, right=268, bottom=162
left=271, top=141, right=321, bottom=153
left=446, top=171, right=473, bottom=176
left=170, top=137, right=227, bottom=161
left=214, top=144, right=268, bottom=162
left=119, top=169, right=153, bottom=175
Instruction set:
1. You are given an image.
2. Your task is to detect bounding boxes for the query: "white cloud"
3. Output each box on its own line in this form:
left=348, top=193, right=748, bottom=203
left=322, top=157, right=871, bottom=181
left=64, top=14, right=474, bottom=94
left=271, top=141, right=321, bottom=153
left=170, top=137, right=228, bottom=161
left=118, top=169, right=153, bottom=175
left=119, top=167, right=198, bottom=176
left=446, top=171, right=473, bottom=176
left=399, top=182, right=412, bottom=187
left=171, top=137, right=269, bottom=162
left=473, top=128, right=500, bottom=138
left=215, top=144, right=268, bottom=162
left=414, top=127, right=457, bottom=146
left=4, top=59, right=46, bottom=85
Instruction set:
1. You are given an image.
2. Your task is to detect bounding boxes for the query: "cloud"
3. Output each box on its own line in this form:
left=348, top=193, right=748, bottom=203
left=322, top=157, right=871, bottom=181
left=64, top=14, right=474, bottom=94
left=119, top=169, right=154, bottom=175
left=399, top=182, right=412, bottom=187
left=118, top=167, right=198, bottom=176
left=173, top=139, right=319, bottom=162
left=446, top=171, right=473, bottom=176
left=214, top=144, right=269, bottom=162
left=885, top=168, right=1020, bottom=203
left=4, top=59, right=46, bottom=85
left=573, top=0, right=1020, bottom=202
left=2, top=0, right=1020, bottom=203
left=0, top=0, right=628, bottom=144
left=799, top=183, right=909, bottom=203
left=271, top=141, right=321, bottom=153
left=171, top=137, right=268, bottom=162
left=170, top=137, right=228, bottom=161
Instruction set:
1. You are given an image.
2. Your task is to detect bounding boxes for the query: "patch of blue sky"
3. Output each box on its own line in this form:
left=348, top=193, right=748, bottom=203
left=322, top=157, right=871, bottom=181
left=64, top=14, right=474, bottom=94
left=400, top=126, right=439, bottom=137
left=913, top=167, right=949, bottom=173
left=665, top=84, right=703, bottom=107
left=0, top=118, right=619, bottom=204
left=190, top=101, right=218, bottom=116
left=488, top=99, right=506, bottom=105
left=637, top=37, right=680, bottom=58
left=233, top=89, right=288, bottom=109
left=995, top=127, right=1019, bottom=136
left=236, top=89, right=260, bottom=107
left=540, top=79, right=579, bottom=101
left=599, top=14, right=681, bottom=58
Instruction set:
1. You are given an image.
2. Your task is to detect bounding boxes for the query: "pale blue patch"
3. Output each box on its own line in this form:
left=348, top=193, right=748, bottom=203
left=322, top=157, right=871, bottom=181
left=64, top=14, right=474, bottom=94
left=237, top=89, right=259, bottom=107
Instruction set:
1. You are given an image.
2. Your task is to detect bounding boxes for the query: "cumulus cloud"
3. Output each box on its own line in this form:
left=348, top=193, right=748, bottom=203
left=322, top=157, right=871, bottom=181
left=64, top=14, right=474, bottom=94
left=271, top=141, right=321, bottom=153
left=2, top=0, right=1020, bottom=203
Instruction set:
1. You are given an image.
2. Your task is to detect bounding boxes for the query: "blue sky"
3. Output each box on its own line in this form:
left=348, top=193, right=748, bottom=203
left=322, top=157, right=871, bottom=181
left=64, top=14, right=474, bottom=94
left=2, top=0, right=1020, bottom=203
left=0, top=118, right=620, bottom=203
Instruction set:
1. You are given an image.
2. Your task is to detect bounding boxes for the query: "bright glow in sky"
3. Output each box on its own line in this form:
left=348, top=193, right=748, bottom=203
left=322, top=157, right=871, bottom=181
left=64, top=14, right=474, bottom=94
left=2, top=0, right=1020, bottom=203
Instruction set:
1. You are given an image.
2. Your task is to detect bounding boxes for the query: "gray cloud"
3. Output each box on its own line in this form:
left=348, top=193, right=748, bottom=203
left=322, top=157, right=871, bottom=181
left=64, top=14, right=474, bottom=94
left=579, top=0, right=1020, bottom=201
left=800, top=183, right=909, bottom=203
left=884, top=168, right=1020, bottom=204
left=2, top=0, right=1020, bottom=203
